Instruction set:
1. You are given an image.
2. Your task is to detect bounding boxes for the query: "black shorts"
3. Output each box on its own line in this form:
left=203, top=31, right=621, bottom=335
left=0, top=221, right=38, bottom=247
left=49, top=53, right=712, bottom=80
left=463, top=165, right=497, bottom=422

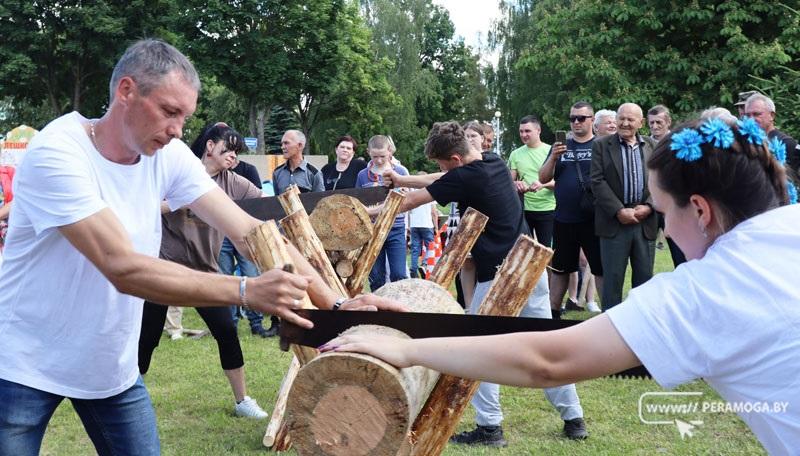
left=551, top=220, right=603, bottom=275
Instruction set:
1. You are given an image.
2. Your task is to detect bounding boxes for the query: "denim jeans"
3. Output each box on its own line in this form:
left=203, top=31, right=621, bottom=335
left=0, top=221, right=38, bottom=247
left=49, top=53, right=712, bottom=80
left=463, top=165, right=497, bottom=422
left=0, top=376, right=159, bottom=456
left=368, top=224, right=408, bottom=291
left=218, top=237, right=264, bottom=329
left=409, top=227, right=434, bottom=278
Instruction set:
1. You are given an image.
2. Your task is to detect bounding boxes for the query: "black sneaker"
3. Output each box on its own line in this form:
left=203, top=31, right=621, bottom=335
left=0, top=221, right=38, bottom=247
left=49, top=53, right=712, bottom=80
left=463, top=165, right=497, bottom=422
left=563, top=418, right=588, bottom=440
left=251, top=326, right=269, bottom=338
left=565, top=298, right=582, bottom=311
left=449, top=425, right=508, bottom=447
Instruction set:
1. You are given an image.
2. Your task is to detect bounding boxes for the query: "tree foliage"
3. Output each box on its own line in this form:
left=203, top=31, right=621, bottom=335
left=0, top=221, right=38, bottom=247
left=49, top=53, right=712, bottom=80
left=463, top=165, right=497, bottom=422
left=491, top=0, right=800, bottom=147
left=0, top=1, right=176, bottom=121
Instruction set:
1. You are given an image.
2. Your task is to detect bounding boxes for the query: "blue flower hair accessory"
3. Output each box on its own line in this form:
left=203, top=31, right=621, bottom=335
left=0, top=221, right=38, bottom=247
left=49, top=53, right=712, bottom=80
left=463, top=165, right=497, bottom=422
left=736, top=117, right=766, bottom=145
left=670, top=128, right=704, bottom=161
left=767, top=137, right=787, bottom=165
left=699, top=118, right=734, bottom=149
left=788, top=181, right=798, bottom=205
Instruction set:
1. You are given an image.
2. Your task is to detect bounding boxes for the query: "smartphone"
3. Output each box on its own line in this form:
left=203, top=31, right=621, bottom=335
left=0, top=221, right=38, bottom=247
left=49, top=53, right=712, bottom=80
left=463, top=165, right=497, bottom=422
left=554, top=130, right=567, bottom=144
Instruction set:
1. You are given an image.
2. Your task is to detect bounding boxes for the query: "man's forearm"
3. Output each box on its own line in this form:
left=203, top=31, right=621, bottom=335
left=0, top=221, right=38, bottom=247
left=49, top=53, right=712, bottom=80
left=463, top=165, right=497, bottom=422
left=539, top=157, right=556, bottom=183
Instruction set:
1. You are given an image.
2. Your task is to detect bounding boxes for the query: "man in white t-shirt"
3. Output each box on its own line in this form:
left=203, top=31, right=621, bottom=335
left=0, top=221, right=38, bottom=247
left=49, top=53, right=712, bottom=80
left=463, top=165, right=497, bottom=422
left=0, top=39, right=401, bottom=456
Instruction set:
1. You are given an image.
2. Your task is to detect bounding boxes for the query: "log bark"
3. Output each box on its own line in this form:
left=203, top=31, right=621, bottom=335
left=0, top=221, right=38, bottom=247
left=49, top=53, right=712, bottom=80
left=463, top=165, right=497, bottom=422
left=263, top=356, right=301, bottom=448
left=428, top=207, right=488, bottom=287
left=277, top=185, right=304, bottom=215
left=409, top=236, right=552, bottom=456
left=346, top=190, right=405, bottom=295
left=244, top=221, right=318, bottom=366
left=309, top=195, right=373, bottom=251
left=280, top=210, right=349, bottom=297
left=286, top=279, right=462, bottom=455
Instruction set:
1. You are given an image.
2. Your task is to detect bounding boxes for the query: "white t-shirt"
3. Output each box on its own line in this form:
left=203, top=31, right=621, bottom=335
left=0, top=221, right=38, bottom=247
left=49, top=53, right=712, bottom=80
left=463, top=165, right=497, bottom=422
left=607, top=204, right=800, bottom=454
left=408, top=201, right=435, bottom=229
left=0, top=112, right=215, bottom=399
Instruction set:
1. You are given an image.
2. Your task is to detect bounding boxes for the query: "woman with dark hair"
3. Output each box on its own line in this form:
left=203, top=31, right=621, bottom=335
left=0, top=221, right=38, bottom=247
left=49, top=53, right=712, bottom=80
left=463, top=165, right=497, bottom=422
left=320, top=135, right=366, bottom=190
left=138, top=124, right=270, bottom=419
left=324, top=116, right=800, bottom=453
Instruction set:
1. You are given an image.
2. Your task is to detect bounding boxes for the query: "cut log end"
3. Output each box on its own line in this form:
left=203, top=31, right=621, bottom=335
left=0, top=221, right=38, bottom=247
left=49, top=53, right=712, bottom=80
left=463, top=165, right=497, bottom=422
left=310, top=194, right=373, bottom=251
left=287, top=334, right=412, bottom=456
left=335, top=259, right=354, bottom=278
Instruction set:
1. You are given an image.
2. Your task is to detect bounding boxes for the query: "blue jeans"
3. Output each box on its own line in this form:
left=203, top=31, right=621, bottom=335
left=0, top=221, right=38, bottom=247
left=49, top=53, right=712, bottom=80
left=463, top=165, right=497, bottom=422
left=368, top=224, right=408, bottom=291
left=218, top=237, right=264, bottom=329
left=0, top=376, right=159, bottom=456
left=409, top=227, right=434, bottom=278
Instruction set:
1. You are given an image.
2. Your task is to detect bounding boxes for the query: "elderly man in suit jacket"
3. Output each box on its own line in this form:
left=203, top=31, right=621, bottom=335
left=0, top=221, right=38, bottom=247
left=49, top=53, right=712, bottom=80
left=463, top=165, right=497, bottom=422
left=590, top=103, right=658, bottom=310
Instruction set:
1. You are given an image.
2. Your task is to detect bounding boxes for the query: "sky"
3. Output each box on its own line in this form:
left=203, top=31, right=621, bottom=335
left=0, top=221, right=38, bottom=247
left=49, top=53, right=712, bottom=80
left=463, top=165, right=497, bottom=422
left=433, top=0, right=501, bottom=63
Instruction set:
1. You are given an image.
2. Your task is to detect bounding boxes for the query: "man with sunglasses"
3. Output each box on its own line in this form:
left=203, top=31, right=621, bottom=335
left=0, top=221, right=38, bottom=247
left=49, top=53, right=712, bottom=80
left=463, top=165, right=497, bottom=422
left=590, top=103, right=657, bottom=311
left=539, top=101, right=605, bottom=318
left=744, top=93, right=800, bottom=174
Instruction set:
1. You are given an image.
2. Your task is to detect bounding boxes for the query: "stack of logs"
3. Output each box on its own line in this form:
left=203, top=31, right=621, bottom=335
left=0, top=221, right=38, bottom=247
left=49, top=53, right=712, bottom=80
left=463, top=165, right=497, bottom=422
left=243, top=185, right=552, bottom=455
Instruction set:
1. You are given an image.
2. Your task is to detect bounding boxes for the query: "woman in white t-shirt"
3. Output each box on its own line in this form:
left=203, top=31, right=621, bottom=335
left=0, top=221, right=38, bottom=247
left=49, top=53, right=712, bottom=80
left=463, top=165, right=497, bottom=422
left=322, top=116, right=800, bottom=453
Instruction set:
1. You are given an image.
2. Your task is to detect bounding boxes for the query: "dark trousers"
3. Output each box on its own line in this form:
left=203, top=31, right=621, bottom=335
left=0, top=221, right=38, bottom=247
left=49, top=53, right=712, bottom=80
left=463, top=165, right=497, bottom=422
left=599, top=224, right=655, bottom=310
left=138, top=301, right=244, bottom=374
left=524, top=210, right=555, bottom=247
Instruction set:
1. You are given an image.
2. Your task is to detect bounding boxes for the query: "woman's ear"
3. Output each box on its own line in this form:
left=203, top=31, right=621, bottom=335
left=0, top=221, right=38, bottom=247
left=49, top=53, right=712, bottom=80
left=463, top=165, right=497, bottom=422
left=205, top=139, right=215, bottom=156
left=688, top=194, right=714, bottom=236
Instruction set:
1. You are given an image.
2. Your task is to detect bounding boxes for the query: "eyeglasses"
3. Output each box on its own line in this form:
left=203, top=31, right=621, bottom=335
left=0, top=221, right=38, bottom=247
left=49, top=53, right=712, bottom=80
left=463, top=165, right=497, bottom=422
left=569, top=115, right=592, bottom=123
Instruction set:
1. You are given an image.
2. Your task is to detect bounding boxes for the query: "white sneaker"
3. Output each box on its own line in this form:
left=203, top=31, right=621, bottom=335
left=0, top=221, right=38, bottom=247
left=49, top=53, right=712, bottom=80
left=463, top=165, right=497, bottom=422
left=234, top=396, right=269, bottom=419
left=169, top=332, right=183, bottom=341
left=586, top=301, right=601, bottom=313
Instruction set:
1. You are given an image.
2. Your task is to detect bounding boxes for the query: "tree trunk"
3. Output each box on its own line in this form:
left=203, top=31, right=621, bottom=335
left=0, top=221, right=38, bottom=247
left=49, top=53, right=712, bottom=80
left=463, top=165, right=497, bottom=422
left=428, top=207, right=488, bottom=287
left=286, top=279, right=463, bottom=456
left=263, top=356, right=300, bottom=449
left=256, top=103, right=268, bottom=154
left=249, top=100, right=257, bottom=138
left=244, top=221, right=318, bottom=365
left=346, top=190, right=405, bottom=295
left=409, top=236, right=553, bottom=455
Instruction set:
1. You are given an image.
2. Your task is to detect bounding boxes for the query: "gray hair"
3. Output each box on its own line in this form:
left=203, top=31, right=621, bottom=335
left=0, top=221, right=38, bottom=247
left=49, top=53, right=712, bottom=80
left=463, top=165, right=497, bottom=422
left=286, top=129, right=306, bottom=145
left=744, top=93, right=776, bottom=113
left=700, top=106, right=737, bottom=125
left=109, top=39, right=200, bottom=103
left=594, top=109, right=616, bottom=128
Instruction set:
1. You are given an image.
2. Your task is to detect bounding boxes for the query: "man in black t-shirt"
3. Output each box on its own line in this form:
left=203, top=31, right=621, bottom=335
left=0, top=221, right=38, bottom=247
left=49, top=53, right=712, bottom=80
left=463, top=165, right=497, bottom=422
left=540, top=101, right=605, bottom=317
left=384, top=121, right=589, bottom=445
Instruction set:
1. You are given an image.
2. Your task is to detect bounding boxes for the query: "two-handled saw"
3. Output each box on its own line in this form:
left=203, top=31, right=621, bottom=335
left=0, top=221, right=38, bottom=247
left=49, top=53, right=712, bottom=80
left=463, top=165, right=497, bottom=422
left=279, top=309, right=651, bottom=379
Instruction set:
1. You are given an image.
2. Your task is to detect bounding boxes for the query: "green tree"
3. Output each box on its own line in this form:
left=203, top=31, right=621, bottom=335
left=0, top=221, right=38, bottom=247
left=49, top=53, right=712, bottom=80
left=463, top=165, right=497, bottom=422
left=492, top=0, right=800, bottom=144
left=0, top=1, right=177, bottom=119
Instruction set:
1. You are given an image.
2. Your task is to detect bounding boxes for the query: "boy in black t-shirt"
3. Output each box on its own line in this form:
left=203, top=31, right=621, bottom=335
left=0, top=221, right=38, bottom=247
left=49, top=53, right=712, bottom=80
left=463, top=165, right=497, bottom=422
left=383, top=121, right=589, bottom=445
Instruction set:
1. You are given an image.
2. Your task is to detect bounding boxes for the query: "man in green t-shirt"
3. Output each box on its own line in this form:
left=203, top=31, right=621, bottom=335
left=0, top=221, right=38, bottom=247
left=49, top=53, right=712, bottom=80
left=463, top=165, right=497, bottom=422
left=508, top=115, right=556, bottom=246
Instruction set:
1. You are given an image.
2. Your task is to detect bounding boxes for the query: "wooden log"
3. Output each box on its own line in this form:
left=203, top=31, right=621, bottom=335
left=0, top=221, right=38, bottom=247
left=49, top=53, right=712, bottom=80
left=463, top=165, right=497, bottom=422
left=264, top=356, right=301, bottom=448
left=244, top=221, right=318, bottom=366
left=409, top=235, right=553, bottom=456
left=280, top=210, right=349, bottom=297
left=346, top=190, right=405, bottom=295
left=286, top=279, right=463, bottom=456
left=277, top=185, right=303, bottom=215
left=428, top=207, right=488, bottom=287
left=334, top=248, right=360, bottom=279
left=309, top=194, right=373, bottom=251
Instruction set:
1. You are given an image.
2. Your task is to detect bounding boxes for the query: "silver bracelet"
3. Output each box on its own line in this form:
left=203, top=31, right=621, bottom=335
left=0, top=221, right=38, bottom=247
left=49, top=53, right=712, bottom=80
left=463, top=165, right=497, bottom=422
left=239, top=277, right=250, bottom=310
left=332, top=297, right=347, bottom=310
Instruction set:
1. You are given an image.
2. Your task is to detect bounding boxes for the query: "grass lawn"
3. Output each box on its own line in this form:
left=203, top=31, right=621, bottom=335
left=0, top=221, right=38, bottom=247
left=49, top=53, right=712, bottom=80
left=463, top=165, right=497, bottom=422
left=40, top=248, right=764, bottom=455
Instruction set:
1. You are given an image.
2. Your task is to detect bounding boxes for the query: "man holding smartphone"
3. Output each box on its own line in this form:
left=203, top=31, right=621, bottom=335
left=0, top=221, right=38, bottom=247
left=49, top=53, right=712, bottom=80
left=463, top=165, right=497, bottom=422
left=539, top=101, right=605, bottom=318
